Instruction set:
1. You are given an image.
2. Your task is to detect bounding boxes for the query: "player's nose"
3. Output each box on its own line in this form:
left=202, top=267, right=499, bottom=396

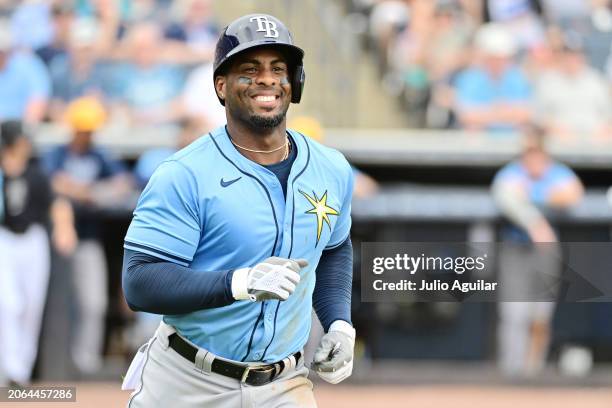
left=254, top=67, right=278, bottom=86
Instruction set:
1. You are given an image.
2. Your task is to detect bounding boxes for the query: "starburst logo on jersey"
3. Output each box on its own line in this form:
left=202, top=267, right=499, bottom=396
left=299, top=190, right=339, bottom=246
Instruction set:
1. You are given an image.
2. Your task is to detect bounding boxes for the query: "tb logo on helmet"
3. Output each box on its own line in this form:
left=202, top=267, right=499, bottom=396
left=249, top=16, right=279, bottom=38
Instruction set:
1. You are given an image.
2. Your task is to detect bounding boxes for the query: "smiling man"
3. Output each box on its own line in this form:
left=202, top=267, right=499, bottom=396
left=122, top=14, right=355, bottom=407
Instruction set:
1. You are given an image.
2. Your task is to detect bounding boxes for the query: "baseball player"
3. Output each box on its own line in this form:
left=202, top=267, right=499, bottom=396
left=0, top=121, right=77, bottom=386
left=122, top=14, right=355, bottom=407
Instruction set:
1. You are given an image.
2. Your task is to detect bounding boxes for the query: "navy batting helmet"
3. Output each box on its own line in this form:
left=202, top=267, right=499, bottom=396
left=213, top=14, right=305, bottom=105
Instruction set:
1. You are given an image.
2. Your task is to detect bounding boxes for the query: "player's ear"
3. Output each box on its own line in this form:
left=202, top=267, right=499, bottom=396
left=214, top=76, right=226, bottom=102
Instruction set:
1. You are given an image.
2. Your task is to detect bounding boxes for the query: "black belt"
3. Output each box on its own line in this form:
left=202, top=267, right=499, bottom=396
left=168, top=333, right=301, bottom=386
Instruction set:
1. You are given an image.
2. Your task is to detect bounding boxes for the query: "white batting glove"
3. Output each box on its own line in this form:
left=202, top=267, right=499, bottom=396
left=312, top=320, right=355, bottom=384
left=231, top=257, right=308, bottom=302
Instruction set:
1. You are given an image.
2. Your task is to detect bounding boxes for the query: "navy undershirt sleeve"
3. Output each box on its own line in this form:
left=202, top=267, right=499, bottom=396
left=313, top=237, right=353, bottom=331
left=122, top=248, right=235, bottom=315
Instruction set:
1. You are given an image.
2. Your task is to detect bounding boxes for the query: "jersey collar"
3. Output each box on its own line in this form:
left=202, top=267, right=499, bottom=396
left=211, top=125, right=308, bottom=179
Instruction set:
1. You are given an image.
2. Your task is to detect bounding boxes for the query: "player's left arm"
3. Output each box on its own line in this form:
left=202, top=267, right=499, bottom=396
left=312, top=159, right=356, bottom=384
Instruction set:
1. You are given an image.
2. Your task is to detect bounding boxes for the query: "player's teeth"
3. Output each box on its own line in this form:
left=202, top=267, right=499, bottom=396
left=255, top=95, right=275, bottom=102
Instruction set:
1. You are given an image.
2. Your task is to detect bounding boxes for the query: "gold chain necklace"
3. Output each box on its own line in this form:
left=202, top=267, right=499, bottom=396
left=230, top=137, right=288, bottom=154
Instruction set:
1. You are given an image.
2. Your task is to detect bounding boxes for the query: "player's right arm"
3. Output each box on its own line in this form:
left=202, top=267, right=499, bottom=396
left=122, top=251, right=307, bottom=314
left=123, top=248, right=233, bottom=313
left=122, top=160, right=306, bottom=314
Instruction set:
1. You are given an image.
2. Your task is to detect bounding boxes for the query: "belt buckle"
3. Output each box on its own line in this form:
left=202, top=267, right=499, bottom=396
left=240, top=366, right=252, bottom=383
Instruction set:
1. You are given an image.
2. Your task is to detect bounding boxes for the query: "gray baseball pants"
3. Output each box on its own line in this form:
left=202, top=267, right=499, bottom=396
left=125, top=322, right=317, bottom=407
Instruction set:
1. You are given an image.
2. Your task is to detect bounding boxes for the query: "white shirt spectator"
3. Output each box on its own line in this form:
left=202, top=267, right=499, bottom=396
left=182, top=62, right=226, bottom=130
left=535, top=67, right=612, bottom=136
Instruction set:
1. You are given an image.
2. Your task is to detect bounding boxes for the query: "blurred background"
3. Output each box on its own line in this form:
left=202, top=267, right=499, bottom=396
left=0, top=0, right=611, bottom=406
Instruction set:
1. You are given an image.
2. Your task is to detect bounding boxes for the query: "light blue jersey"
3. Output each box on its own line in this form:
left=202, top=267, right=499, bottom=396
left=125, top=126, right=353, bottom=363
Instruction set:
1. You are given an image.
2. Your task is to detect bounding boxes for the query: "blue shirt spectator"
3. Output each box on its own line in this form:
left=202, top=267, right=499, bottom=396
left=455, top=65, right=532, bottom=132
left=493, top=161, right=578, bottom=206
left=165, top=22, right=218, bottom=45
left=43, top=145, right=126, bottom=185
left=0, top=51, right=51, bottom=121
left=107, top=22, right=187, bottom=124
left=49, top=54, right=107, bottom=103
left=453, top=24, right=532, bottom=132
left=42, top=144, right=128, bottom=239
left=492, top=126, right=583, bottom=243
left=110, top=63, right=185, bottom=111
left=164, top=0, right=218, bottom=51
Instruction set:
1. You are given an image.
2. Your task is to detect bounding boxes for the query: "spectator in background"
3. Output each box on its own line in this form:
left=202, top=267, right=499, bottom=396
left=482, top=0, right=546, bottom=51
left=74, top=0, right=166, bottom=23
left=534, top=34, right=612, bottom=141
left=164, top=0, right=218, bottom=62
left=424, top=0, right=475, bottom=127
left=182, top=62, right=227, bottom=131
left=453, top=23, right=532, bottom=132
left=425, top=1, right=475, bottom=84
left=0, top=19, right=50, bottom=123
left=48, top=18, right=107, bottom=121
left=9, top=0, right=54, bottom=51
left=133, top=116, right=205, bottom=187
left=108, top=22, right=186, bottom=125
left=385, top=0, right=432, bottom=124
left=36, top=3, right=74, bottom=66
left=42, top=97, right=133, bottom=374
left=0, top=121, right=77, bottom=386
left=492, top=124, right=584, bottom=377
left=368, top=0, right=410, bottom=75
left=583, top=0, right=612, bottom=74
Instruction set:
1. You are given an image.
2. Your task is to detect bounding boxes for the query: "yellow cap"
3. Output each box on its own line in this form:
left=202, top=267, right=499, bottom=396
left=289, top=116, right=324, bottom=143
left=65, top=97, right=107, bottom=132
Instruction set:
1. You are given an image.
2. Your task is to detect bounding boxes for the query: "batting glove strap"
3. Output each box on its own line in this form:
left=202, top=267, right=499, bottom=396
left=231, top=267, right=252, bottom=301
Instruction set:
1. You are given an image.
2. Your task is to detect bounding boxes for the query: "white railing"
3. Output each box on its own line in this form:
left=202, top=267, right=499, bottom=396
left=31, top=124, right=612, bottom=169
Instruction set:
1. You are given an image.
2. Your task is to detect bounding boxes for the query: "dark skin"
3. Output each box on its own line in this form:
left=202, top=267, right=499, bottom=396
left=70, top=131, right=95, bottom=154
left=214, top=47, right=292, bottom=165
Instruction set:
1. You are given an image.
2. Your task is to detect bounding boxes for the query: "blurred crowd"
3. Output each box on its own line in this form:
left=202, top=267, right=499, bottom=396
left=351, top=0, right=612, bottom=139
left=0, top=0, right=225, bottom=129
left=0, top=0, right=227, bottom=386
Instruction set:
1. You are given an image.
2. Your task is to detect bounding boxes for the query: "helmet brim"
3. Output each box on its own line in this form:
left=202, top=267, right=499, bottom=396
left=213, top=41, right=304, bottom=78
